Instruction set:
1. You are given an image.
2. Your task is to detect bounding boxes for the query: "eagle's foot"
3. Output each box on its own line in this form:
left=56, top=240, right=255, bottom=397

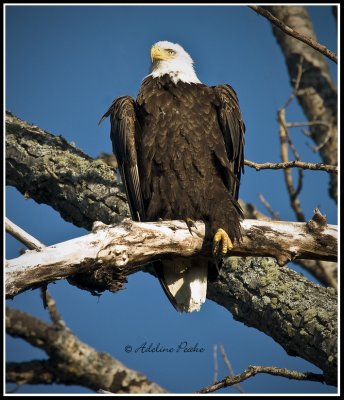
left=213, top=228, right=233, bottom=256
left=185, top=218, right=197, bottom=236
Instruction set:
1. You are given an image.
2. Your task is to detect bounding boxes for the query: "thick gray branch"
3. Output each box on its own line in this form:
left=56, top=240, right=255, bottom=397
left=262, top=6, right=338, bottom=202
left=207, top=257, right=337, bottom=386
left=6, top=307, right=166, bottom=394
left=5, top=111, right=129, bottom=230
left=6, top=218, right=337, bottom=299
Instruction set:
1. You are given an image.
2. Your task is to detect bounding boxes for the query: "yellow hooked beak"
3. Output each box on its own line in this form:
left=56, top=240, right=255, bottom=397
left=150, top=45, right=170, bottom=63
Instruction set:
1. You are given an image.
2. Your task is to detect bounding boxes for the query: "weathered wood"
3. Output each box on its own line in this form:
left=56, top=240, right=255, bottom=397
left=6, top=217, right=337, bottom=299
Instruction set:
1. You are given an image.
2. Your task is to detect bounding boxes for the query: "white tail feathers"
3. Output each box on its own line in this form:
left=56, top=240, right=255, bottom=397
left=161, top=259, right=208, bottom=312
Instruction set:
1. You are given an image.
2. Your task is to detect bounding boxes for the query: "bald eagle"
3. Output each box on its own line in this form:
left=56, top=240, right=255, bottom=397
left=100, top=41, right=245, bottom=312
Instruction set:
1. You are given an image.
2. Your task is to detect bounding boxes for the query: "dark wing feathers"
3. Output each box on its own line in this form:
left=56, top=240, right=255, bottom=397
left=213, top=84, right=245, bottom=199
left=99, top=96, right=144, bottom=221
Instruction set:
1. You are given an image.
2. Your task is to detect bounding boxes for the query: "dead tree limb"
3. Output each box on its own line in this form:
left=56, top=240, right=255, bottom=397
left=6, top=216, right=337, bottom=299
left=6, top=307, right=166, bottom=394
left=249, top=6, right=337, bottom=63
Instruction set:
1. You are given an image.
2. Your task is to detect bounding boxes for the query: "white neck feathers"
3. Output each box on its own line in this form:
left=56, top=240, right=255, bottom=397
left=149, top=60, right=201, bottom=84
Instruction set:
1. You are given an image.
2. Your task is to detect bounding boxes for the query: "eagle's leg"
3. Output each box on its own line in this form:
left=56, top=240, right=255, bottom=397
left=185, top=218, right=198, bottom=236
left=213, top=228, right=233, bottom=256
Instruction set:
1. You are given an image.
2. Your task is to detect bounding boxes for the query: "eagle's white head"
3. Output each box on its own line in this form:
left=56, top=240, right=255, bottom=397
left=148, top=41, right=201, bottom=84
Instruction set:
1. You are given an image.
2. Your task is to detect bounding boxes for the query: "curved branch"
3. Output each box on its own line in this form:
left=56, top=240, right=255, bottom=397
left=6, top=307, right=166, bottom=394
left=249, top=5, right=337, bottom=63
left=197, top=365, right=326, bottom=393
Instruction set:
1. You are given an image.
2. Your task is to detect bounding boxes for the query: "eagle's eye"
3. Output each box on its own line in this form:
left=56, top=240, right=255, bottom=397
left=167, top=49, right=176, bottom=56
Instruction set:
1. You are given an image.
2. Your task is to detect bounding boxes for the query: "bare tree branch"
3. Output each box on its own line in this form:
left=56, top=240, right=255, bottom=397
left=6, top=307, right=166, bottom=394
left=261, top=6, right=338, bottom=202
left=196, top=365, right=326, bottom=394
left=5, top=217, right=45, bottom=251
left=249, top=6, right=337, bottom=63
left=219, top=344, right=244, bottom=393
left=40, top=289, right=63, bottom=325
left=244, top=159, right=336, bottom=173
left=257, top=193, right=279, bottom=220
left=6, top=215, right=337, bottom=299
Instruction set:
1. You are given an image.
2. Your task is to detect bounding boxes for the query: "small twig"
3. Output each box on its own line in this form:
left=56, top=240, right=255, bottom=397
left=286, top=132, right=304, bottom=198
left=283, top=59, right=304, bottom=109
left=196, top=365, right=325, bottom=394
left=278, top=109, right=305, bottom=222
left=219, top=344, right=244, bottom=394
left=286, top=121, right=330, bottom=129
left=244, top=160, right=337, bottom=174
left=301, top=128, right=312, bottom=138
left=5, top=217, right=45, bottom=251
left=249, top=6, right=337, bottom=63
left=311, top=129, right=333, bottom=153
left=40, top=289, right=63, bottom=326
left=277, top=61, right=308, bottom=223
left=213, top=345, right=218, bottom=383
left=257, top=194, right=279, bottom=220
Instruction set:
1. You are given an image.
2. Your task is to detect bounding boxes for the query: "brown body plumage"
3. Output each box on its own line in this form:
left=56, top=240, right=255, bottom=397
left=100, top=41, right=245, bottom=312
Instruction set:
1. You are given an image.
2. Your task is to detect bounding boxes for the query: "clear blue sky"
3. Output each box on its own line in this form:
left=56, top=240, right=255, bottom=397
left=5, top=5, right=337, bottom=394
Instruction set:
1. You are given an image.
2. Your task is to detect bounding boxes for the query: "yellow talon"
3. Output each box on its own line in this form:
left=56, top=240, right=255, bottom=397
left=213, top=228, right=233, bottom=256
